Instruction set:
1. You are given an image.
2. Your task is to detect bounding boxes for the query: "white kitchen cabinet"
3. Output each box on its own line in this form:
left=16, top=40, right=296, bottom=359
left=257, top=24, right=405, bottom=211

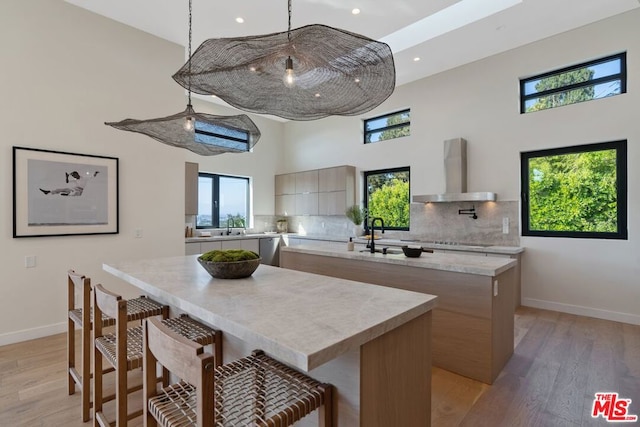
left=201, top=241, right=222, bottom=252
left=185, top=242, right=202, bottom=255
left=221, top=239, right=259, bottom=253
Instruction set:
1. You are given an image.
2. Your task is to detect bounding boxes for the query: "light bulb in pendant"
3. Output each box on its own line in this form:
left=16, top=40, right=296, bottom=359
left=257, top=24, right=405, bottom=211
left=184, top=116, right=195, bottom=132
left=283, top=56, right=295, bottom=87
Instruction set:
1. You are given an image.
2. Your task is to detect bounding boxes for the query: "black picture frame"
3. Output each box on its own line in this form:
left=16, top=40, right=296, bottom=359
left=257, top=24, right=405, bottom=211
left=13, top=146, right=119, bottom=238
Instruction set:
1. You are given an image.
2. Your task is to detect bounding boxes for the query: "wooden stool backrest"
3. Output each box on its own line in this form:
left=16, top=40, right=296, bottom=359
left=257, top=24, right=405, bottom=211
left=67, top=270, right=90, bottom=320
left=143, top=317, right=215, bottom=427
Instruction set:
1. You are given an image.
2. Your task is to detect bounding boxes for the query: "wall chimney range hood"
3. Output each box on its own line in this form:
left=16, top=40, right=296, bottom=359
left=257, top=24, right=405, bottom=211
left=412, top=138, right=497, bottom=203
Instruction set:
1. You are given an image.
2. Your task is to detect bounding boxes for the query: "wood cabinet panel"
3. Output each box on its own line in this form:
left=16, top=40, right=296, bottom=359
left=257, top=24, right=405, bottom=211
left=295, top=192, right=318, bottom=215
left=275, top=194, right=296, bottom=216
left=318, top=190, right=347, bottom=216
left=275, top=173, right=296, bottom=195
left=295, top=170, right=319, bottom=194
left=281, top=251, right=515, bottom=384
left=185, top=162, right=199, bottom=215
left=319, top=166, right=347, bottom=192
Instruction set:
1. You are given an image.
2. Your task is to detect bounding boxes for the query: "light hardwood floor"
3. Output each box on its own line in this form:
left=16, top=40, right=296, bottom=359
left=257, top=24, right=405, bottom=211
left=1, top=307, right=639, bottom=426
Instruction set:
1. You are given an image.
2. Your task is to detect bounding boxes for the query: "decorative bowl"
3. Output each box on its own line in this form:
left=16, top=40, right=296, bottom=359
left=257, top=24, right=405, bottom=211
left=401, top=246, right=423, bottom=258
left=197, top=256, right=261, bottom=279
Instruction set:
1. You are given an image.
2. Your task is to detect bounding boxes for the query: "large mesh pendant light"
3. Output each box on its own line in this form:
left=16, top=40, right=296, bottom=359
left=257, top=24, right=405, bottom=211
left=172, top=0, right=395, bottom=121
left=105, top=0, right=261, bottom=155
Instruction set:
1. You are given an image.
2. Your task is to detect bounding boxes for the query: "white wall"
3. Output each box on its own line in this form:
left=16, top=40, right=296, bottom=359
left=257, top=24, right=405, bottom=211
left=0, top=0, right=284, bottom=344
left=283, top=10, right=640, bottom=324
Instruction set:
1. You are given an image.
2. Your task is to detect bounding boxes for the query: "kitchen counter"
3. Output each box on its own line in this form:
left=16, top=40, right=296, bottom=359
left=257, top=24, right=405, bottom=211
left=281, top=243, right=516, bottom=384
left=185, top=232, right=282, bottom=243
left=289, top=234, right=524, bottom=256
left=104, top=255, right=437, bottom=426
left=282, top=243, right=517, bottom=276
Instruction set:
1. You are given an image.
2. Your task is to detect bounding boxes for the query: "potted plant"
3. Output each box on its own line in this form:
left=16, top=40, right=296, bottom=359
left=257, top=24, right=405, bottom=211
left=345, top=205, right=365, bottom=236
left=276, top=218, right=288, bottom=233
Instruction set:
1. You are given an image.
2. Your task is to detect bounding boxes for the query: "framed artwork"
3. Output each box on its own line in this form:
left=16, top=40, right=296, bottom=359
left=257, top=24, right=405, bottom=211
left=13, top=146, right=119, bottom=238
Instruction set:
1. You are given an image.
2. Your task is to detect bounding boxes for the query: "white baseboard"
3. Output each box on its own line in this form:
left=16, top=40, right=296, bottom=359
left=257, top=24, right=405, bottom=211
left=0, top=322, right=66, bottom=347
left=522, top=298, right=640, bottom=326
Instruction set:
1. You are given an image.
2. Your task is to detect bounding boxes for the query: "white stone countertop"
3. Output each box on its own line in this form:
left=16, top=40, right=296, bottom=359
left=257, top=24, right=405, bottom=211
left=185, top=232, right=283, bottom=243
left=282, top=243, right=518, bottom=276
left=290, top=234, right=524, bottom=255
left=103, top=255, right=437, bottom=371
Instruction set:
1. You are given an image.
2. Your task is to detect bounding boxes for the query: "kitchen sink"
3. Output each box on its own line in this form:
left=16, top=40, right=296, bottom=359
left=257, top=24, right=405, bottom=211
left=359, top=248, right=403, bottom=255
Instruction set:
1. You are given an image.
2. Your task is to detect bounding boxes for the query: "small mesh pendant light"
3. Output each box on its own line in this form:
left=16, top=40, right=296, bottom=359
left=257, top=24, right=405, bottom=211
left=172, top=0, right=395, bottom=121
left=105, top=0, right=261, bottom=155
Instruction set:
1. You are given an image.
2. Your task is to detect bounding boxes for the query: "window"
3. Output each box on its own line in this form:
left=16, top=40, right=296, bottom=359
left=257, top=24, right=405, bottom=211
left=364, top=167, right=410, bottom=231
left=520, top=53, right=626, bottom=113
left=364, top=109, right=410, bottom=143
left=197, top=173, right=250, bottom=229
left=520, top=140, right=627, bottom=239
left=195, top=121, right=251, bottom=151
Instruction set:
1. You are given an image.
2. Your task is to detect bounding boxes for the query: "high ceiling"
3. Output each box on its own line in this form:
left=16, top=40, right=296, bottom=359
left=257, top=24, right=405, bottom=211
left=65, top=0, right=638, bottom=102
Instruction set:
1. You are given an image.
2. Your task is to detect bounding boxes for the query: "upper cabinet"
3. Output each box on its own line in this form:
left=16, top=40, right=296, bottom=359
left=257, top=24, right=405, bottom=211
left=295, top=170, right=319, bottom=194
left=185, top=162, right=199, bottom=215
left=275, top=173, right=296, bottom=195
left=275, top=166, right=355, bottom=216
left=318, top=166, right=355, bottom=215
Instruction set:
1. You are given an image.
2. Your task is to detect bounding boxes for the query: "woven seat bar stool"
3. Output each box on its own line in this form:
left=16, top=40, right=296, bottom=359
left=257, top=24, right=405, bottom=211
left=67, top=270, right=168, bottom=422
left=93, top=284, right=221, bottom=427
left=143, top=317, right=333, bottom=427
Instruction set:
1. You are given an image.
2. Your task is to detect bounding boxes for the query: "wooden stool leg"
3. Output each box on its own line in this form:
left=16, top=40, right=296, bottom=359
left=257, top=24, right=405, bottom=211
left=93, top=345, right=103, bottom=427
left=81, top=320, right=91, bottom=422
left=319, top=384, right=333, bottom=427
left=67, top=317, right=75, bottom=396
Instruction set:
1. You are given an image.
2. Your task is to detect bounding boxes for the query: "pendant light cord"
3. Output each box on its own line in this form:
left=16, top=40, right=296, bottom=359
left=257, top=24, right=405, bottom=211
left=187, top=0, right=192, bottom=106
left=287, top=0, right=292, bottom=42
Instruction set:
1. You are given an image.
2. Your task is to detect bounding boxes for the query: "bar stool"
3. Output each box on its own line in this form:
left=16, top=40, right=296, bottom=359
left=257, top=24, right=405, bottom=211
left=67, top=270, right=168, bottom=422
left=143, top=316, right=333, bottom=427
left=93, top=284, right=222, bottom=427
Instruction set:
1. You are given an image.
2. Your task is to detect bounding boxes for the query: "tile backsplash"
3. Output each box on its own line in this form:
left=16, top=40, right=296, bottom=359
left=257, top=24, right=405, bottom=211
left=255, top=201, right=520, bottom=246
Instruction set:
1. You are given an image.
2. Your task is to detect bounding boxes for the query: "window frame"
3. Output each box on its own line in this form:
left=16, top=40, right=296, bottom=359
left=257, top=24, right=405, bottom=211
left=196, top=173, right=250, bottom=229
left=363, top=109, right=411, bottom=144
left=520, top=140, right=627, bottom=240
left=519, top=52, right=627, bottom=114
left=363, top=166, right=411, bottom=232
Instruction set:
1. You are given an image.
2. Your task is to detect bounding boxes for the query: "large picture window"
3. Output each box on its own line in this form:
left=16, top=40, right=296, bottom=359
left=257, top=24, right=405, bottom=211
left=520, top=141, right=627, bottom=239
left=364, top=167, right=410, bottom=231
left=520, top=53, right=626, bottom=113
left=364, top=109, right=410, bottom=144
left=197, top=173, right=250, bottom=229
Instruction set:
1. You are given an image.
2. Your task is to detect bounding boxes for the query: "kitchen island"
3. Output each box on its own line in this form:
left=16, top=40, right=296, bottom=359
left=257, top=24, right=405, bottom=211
left=104, top=255, right=437, bottom=427
left=281, top=243, right=517, bottom=384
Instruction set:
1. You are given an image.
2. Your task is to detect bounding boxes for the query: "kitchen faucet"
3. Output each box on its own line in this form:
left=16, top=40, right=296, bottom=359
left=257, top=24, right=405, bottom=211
left=369, top=217, right=385, bottom=253
left=226, top=217, right=233, bottom=235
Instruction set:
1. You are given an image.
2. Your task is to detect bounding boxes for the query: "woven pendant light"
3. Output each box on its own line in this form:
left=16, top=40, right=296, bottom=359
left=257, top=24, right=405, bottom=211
left=172, top=0, right=395, bottom=121
left=105, top=0, right=261, bottom=155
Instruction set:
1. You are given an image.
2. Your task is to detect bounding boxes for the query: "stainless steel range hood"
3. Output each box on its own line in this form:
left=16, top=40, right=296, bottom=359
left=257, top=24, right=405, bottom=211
left=412, top=138, right=497, bottom=203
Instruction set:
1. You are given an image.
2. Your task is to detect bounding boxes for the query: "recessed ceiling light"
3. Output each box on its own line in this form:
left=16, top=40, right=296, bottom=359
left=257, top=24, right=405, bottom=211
left=413, top=57, right=421, bottom=62
left=352, top=8, right=361, bottom=15
left=315, top=93, right=321, bottom=97
left=236, top=17, right=244, bottom=24
left=211, top=95, right=217, bottom=98
left=354, top=77, right=361, bottom=83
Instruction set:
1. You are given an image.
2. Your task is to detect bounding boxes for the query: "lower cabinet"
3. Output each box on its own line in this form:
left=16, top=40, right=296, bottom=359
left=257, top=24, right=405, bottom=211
left=221, top=239, right=259, bottom=253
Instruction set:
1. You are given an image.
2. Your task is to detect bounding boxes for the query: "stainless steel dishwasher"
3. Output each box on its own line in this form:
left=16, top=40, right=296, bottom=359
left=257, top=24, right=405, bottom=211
left=259, top=237, right=280, bottom=266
